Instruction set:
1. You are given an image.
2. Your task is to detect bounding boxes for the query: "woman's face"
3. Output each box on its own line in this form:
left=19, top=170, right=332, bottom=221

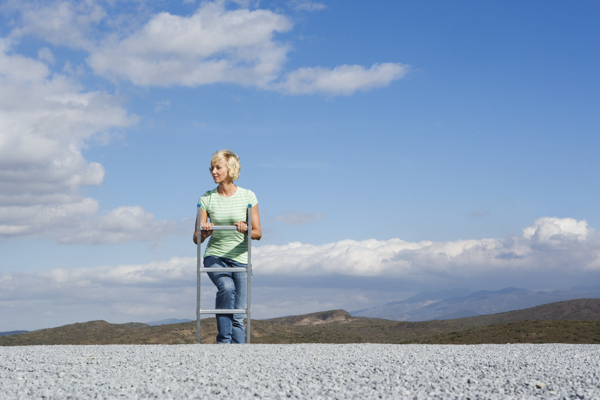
left=210, top=159, right=230, bottom=184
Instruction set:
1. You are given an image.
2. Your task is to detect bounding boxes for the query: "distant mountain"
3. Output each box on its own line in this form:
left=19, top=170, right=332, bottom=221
left=351, top=286, right=600, bottom=321
left=145, top=318, right=193, bottom=326
left=0, top=330, right=28, bottom=337
left=351, top=288, right=475, bottom=320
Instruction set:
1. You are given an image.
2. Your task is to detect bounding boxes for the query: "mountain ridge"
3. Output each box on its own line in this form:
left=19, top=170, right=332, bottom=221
left=351, top=286, right=600, bottom=321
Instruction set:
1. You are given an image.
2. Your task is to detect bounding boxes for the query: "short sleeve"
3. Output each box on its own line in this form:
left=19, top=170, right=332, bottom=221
left=199, top=190, right=212, bottom=210
left=247, top=190, right=258, bottom=207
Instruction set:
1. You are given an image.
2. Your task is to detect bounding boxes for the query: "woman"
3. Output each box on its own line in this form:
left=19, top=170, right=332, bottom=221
left=193, top=150, right=262, bottom=344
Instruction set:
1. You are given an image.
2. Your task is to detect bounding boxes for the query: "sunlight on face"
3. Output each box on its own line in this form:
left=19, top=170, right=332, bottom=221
left=210, top=159, right=230, bottom=184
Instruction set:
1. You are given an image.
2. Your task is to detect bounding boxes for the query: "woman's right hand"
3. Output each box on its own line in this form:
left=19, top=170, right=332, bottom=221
left=200, top=222, right=213, bottom=242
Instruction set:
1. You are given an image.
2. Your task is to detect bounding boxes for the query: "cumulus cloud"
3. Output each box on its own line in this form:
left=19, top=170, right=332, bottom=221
left=0, top=38, right=129, bottom=199
left=87, top=1, right=293, bottom=87
left=523, top=217, right=588, bottom=245
left=0, top=38, right=189, bottom=243
left=2, top=217, right=598, bottom=329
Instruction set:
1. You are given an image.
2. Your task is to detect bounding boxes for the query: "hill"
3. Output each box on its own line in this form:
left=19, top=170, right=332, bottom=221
left=408, top=320, right=600, bottom=344
left=1, top=299, right=599, bottom=346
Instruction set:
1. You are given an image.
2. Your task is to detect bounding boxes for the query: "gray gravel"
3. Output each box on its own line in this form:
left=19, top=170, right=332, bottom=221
left=1, top=344, right=599, bottom=399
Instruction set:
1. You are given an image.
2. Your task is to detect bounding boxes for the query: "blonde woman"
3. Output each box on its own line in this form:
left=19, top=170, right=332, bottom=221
left=193, top=150, right=262, bottom=343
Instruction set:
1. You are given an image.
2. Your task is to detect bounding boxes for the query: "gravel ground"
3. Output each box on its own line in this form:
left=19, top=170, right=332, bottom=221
left=1, top=344, right=599, bottom=399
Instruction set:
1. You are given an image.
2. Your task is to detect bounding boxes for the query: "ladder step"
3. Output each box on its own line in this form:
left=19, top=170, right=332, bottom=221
left=200, top=267, right=247, bottom=273
left=199, top=309, right=247, bottom=314
left=202, top=226, right=238, bottom=231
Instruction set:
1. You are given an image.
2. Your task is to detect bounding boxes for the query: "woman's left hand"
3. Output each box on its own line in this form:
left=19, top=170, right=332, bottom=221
left=234, top=221, right=248, bottom=234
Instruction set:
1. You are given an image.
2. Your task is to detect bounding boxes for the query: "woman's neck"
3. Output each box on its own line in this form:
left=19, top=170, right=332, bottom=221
left=217, top=181, right=237, bottom=197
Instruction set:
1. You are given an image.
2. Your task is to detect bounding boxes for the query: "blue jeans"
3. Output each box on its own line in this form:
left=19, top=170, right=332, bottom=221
left=204, top=256, right=247, bottom=344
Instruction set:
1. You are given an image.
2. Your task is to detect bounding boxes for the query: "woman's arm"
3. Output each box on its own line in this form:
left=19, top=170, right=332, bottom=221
left=234, top=204, right=262, bottom=240
left=193, top=209, right=213, bottom=244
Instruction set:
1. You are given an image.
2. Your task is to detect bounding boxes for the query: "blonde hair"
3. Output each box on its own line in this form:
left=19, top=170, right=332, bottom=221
left=210, top=149, right=241, bottom=181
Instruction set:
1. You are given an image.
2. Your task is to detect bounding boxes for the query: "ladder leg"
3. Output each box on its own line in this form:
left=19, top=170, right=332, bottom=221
left=247, top=204, right=252, bottom=344
left=196, top=206, right=202, bottom=344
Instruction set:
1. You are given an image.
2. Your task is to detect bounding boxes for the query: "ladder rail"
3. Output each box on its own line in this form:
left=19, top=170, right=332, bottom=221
left=196, top=204, right=253, bottom=344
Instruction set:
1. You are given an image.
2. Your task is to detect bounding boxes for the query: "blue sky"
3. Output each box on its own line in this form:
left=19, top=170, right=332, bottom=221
left=0, top=0, right=598, bottom=331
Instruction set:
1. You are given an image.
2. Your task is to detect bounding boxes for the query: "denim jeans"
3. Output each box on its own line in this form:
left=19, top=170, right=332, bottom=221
left=204, top=256, right=247, bottom=344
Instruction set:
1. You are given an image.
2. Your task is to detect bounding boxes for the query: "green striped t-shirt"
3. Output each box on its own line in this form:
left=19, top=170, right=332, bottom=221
left=199, top=187, right=258, bottom=263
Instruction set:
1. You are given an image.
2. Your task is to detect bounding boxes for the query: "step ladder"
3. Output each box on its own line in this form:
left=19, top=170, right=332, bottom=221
left=196, top=204, right=253, bottom=344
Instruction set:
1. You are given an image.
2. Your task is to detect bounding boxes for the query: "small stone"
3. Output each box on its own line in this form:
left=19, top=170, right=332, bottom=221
left=536, top=382, right=546, bottom=389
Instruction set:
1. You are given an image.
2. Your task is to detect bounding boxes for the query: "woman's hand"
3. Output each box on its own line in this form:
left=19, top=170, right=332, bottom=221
left=201, top=222, right=214, bottom=231
left=234, top=205, right=262, bottom=240
left=234, top=221, right=248, bottom=234
left=193, top=210, right=213, bottom=244
left=200, top=222, right=213, bottom=242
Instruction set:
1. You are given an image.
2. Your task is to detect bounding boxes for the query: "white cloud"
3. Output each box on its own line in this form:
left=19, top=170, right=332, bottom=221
left=1, top=217, right=598, bottom=330
left=279, top=63, right=409, bottom=95
left=0, top=38, right=131, bottom=198
left=8, top=1, right=409, bottom=95
left=522, top=217, right=588, bottom=245
left=255, top=217, right=600, bottom=277
left=0, top=38, right=189, bottom=243
left=11, top=0, right=106, bottom=50
left=87, top=1, right=292, bottom=87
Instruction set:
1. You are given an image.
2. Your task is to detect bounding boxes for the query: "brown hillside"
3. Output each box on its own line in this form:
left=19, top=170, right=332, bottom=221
left=410, top=320, right=600, bottom=344
left=455, top=298, right=600, bottom=325
left=2, top=299, right=599, bottom=346
left=265, top=309, right=356, bottom=325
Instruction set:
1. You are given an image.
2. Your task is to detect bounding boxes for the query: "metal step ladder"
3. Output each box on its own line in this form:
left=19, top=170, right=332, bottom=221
left=196, top=204, right=253, bottom=344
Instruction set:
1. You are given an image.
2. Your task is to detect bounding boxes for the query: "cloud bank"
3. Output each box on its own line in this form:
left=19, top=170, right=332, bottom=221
left=2, top=217, right=598, bottom=330
left=257, top=217, right=599, bottom=277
